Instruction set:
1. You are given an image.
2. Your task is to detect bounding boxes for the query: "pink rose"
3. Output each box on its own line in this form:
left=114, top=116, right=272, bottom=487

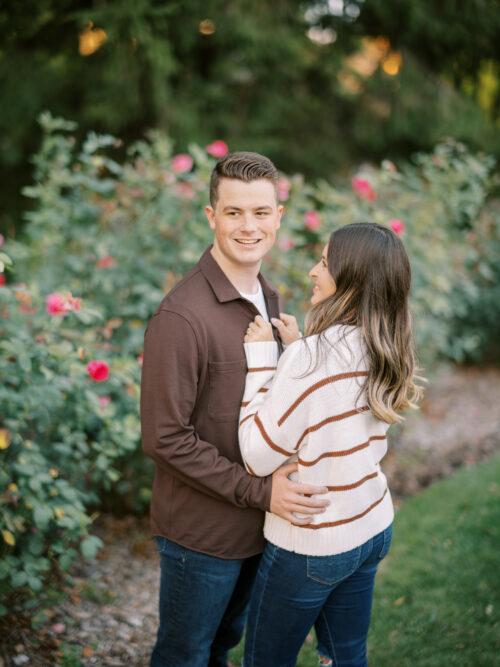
left=352, top=177, right=377, bottom=201
left=67, top=295, right=81, bottom=311
left=206, top=140, right=229, bottom=158
left=137, top=353, right=144, bottom=366
left=87, top=360, right=110, bottom=382
left=0, top=274, right=5, bottom=287
left=98, top=396, right=111, bottom=408
left=278, top=177, right=291, bottom=202
left=171, top=153, right=193, bottom=173
left=389, top=219, right=405, bottom=235
left=304, top=210, right=321, bottom=231
left=278, top=237, right=295, bottom=252
left=96, top=255, right=115, bottom=269
left=46, top=293, right=66, bottom=315
left=174, top=182, right=195, bottom=200
left=46, top=292, right=80, bottom=316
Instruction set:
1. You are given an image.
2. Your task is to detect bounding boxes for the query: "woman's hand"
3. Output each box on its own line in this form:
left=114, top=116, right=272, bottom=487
left=271, top=313, right=301, bottom=346
left=244, top=315, right=274, bottom=343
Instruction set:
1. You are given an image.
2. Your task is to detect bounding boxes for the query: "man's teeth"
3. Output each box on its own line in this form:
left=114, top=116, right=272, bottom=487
left=236, top=239, right=260, bottom=244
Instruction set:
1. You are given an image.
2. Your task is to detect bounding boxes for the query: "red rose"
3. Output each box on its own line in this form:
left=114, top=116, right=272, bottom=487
left=87, top=360, right=110, bottom=382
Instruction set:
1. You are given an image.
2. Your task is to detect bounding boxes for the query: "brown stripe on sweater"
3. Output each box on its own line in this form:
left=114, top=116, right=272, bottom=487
left=301, top=488, right=388, bottom=529
left=246, top=462, right=256, bottom=476
left=327, top=471, right=378, bottom=491
left=241, top=401, right=250, bottom=407
left=247, top=366, right=276, bottom=373
left=294, top=406, right=370, bottom=450
left=258, top=387, right=269, bottom=393
left=255, top=415, right=290, bottom=457
left=239, top=412, right=256, bottom=426
left=298, top=435, right=387, bottom=466
left=278, top=371, right=368, bottom=426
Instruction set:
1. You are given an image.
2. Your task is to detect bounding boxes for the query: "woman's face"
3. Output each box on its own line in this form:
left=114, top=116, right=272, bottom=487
left=309, top=244, right=337, bottom=305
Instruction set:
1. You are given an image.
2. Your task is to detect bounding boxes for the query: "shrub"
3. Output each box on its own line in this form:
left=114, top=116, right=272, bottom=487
left=0, top=270, right=142, bottom=614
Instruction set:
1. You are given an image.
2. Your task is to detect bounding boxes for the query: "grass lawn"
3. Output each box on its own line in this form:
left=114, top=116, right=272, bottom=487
left=230, top=455, right=500, bottom=666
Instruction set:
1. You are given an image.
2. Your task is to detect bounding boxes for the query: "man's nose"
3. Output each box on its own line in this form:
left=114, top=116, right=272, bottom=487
left=240, top=214, right=258, bottom=231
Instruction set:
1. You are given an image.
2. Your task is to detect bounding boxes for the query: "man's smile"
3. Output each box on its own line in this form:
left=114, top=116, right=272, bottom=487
left=234, top=238, right=263, bottom=245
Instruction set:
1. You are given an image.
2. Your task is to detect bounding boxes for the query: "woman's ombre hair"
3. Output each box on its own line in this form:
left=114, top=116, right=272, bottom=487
left=305, top=222, right=422, bottom=424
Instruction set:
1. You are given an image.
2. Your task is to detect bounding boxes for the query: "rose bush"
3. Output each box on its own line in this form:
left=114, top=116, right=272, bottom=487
left=0, top=253, right=144, bottom=615
left=1, top=112, right=498, bottom=614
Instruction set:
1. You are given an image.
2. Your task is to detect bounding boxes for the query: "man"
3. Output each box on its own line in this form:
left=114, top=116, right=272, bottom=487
left=141, top=151, right=329, bottom=667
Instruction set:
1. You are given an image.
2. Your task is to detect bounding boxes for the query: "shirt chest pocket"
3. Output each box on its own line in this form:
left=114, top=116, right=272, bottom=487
left=208, top=359, right=247, bottom=422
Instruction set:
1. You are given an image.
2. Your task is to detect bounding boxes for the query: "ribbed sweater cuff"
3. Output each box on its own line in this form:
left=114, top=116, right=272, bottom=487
left=244, top=341, right=279, bottom=368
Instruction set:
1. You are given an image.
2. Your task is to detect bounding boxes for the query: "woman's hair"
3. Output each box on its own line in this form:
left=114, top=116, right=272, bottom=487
left=305, top=222, right=422, bottom=424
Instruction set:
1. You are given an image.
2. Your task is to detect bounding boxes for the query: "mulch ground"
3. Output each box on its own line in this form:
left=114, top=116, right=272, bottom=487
left=3, top=365, right=500, bottom=667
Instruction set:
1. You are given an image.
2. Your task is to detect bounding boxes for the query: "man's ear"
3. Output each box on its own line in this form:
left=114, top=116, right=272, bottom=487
left=205, top=205, right=216, bottom=230
left=276, top=204, right=285, bottom=229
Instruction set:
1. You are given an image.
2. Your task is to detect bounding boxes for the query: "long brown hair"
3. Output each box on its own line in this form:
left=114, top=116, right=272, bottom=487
left=305, top=222, right=422, bottom=423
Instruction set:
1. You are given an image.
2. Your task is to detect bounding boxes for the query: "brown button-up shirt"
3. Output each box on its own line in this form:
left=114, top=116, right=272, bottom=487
left=140, top=247, right=281, bottom=558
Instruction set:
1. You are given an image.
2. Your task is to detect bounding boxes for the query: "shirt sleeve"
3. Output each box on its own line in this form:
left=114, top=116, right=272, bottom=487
left=239, top=340, right=306, bottom=477
left=140, top=309, right=272, bottom=511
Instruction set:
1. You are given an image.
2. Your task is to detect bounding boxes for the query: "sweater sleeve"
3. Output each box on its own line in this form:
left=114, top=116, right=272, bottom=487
left=239, top=340, right=306, bottom=477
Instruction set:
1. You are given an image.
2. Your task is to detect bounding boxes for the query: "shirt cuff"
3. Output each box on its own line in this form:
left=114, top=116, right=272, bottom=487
left=244, top=341, right=279, bottom=368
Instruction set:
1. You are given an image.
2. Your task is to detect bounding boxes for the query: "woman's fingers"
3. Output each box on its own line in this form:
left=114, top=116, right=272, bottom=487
left=279, top=312, right=297, bottom=325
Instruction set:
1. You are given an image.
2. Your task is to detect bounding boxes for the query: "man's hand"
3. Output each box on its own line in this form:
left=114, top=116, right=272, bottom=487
left=245, top=315, right=274, bottom=343
left=270, top=463, right=330, bottom=525
left=271, top=313, right=301, bottom=346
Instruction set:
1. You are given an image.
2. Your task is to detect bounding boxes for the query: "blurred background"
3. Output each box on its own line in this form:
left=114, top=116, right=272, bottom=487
left=1, top=1, right=499, bottom=666
left=2, top=0, right=500, bottom=233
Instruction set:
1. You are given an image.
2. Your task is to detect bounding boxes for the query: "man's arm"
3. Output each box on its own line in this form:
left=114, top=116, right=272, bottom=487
left=140, top=309, right=272, bottom=511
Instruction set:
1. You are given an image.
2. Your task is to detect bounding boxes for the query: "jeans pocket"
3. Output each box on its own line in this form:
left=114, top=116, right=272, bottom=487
left=306, top=546, right=362, bottom=586
left=377, top=524, right=393, bottom=561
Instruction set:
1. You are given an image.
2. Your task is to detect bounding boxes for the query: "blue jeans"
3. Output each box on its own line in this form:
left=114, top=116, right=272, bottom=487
left=244, top=524, right=393, bottom=667
left=150, top=536, right=261, bottom=667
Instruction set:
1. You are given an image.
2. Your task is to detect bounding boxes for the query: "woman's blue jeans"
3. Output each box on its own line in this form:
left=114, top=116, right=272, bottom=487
left=244, top=524, right=393, bottom=667
left=150, top=536, right=261, bottom=667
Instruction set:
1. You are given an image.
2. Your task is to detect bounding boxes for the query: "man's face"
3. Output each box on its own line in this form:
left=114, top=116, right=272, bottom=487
left=205, top=178, right=283, bottom=269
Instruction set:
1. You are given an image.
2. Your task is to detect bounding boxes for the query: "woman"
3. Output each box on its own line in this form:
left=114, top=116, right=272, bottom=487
left=238, top=222, right=421, bottom=667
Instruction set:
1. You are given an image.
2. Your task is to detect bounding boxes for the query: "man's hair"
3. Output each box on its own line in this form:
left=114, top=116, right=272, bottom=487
left=209, top=151, right=279, bottom=207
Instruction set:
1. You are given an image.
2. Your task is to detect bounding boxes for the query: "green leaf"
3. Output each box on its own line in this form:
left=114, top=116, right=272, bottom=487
left=80, top=535, right=103, bottom=560
left=11, top=571, right=28, bottom=587
left=33, top=505, right=53, bottom=529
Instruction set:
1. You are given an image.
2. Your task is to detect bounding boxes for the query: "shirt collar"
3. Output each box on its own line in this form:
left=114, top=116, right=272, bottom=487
left=198, top=246, right=279, bottom=305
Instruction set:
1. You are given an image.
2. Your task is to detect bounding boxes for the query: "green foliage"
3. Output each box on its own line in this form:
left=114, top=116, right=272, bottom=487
left=0, top=256, right=141, bottom=612
left=1, top=114, right=498, bottom=614
left=2, top=0, right=499, bottom=233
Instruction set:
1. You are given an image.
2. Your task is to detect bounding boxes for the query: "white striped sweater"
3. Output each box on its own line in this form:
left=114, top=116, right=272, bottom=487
left=239, top=325, right=394, bottom=556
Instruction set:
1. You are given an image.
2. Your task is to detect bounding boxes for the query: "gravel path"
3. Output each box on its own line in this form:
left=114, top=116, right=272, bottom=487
left=3, top=365, right=500, bottom=667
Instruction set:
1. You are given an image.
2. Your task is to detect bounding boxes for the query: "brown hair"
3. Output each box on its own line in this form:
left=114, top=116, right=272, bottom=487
left=305, top=222, right=423, bottom=424
left=209, top=151, right=279, bottom=207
